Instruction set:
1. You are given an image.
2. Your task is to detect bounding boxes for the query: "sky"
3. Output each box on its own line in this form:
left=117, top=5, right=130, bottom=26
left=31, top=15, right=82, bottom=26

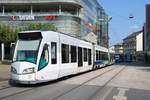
left=98, top=0, right=150, bottom=46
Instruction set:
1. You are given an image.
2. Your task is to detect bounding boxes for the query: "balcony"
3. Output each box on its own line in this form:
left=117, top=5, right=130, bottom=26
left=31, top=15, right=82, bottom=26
left=2, top=12, right=79, bottom=17
left=0, top=0, right=81, bottom=7
left=0, top=4, right=81, bottom=18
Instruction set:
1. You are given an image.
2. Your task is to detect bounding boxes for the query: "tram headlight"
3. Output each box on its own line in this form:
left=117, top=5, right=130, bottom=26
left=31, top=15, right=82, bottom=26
left=11, top=67, right=17, bottom=74
left=22, top=67, right=35, bottom=74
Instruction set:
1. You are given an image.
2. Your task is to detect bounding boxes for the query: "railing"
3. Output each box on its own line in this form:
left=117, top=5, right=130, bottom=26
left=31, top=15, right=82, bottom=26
left=4, top=12, right=31, bottom=16
left=0, top=12, right=79, bottom=17
left=0, top=0, right=81, bottom=5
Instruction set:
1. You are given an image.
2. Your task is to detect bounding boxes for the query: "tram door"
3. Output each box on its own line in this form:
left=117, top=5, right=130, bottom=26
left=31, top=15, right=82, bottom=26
left=78, top=47, right=83, bottom=67
left=88, top=49, right=92, bottom=65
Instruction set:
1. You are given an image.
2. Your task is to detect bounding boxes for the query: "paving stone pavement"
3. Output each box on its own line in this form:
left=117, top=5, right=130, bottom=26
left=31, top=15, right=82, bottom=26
left=0, top=63, right=10, bottom=82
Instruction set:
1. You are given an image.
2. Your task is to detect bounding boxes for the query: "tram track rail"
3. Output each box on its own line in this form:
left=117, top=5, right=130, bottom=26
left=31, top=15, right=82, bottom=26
left=87, top=66, right=126, bottom=100
left=0, top=80, right=11, bottom=91
left=0, top=81, right=37, bottom=100
left=0, top=81, right=37, bottom=99
left=51, top=66, right=125, bottom=100
left=0, top=65, right=124, bottom=100
left=0, top=88, right=34, bottom=100
left=0, top=85, right=11, bottom=91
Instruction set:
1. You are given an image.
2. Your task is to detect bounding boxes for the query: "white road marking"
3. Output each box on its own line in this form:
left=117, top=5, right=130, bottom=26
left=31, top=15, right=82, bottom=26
left=113, top=88, right=128, bottom=100
left=100, top=87, right=113, bottom=100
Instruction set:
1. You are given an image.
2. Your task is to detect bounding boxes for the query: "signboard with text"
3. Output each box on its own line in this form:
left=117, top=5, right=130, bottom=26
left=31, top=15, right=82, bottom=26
left=19, top=15, right=35, bottom=21
left=11, top=15, right=35, bottom=21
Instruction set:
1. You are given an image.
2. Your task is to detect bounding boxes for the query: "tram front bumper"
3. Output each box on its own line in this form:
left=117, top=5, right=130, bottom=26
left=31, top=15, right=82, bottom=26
left=10, top=73, right=36, bottom=84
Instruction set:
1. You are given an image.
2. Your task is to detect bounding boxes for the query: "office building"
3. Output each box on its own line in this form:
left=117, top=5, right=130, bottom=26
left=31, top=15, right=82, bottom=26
left=123, top=30, right=144, bottom=62
left=114, top=42, right=124, bottom=62
left=0, top=0, right=109, bottom=47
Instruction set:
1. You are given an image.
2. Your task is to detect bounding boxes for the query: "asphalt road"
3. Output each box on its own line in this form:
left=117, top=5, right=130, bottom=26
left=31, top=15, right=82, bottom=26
left=0, top=63, right=150, bottom=100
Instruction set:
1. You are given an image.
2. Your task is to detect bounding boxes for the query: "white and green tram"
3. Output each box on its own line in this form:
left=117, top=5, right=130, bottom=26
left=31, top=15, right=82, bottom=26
left=10, top=31, right=111, bottom=84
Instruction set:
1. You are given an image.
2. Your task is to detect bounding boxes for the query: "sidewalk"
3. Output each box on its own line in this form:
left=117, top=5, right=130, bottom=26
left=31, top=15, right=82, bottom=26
left=0, top=60, right=11, bottom=65
left=0, top=63, right=10, bottom=81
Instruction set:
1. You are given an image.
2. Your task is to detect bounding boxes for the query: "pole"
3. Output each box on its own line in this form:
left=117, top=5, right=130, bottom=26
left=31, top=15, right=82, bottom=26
left=31, top=5, right=33, bottom=15
left=2, top=6, right=4, bottom=16
left=1, top=43, right=4, bottom=61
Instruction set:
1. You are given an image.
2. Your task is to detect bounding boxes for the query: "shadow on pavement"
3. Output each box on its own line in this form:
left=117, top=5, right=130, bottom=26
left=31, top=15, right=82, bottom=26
left=115, top=62, right=150, bottom=67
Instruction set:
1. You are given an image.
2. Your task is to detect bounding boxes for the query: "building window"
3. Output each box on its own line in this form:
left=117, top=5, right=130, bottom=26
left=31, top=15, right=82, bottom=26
left=71, top=45, right=77, bottom=63
left=51, top=42, right=57, bottom=64
left=61, top=44, right=69, bottom=63
left=61, top=4, right=78, bottom=15
left=33, top=4, right=59, bottom=14
left=84, top=48, right=87, bottom=62
left=0, top=6, right=2, bottom=14
left=5, top=5, right=31, bottom=15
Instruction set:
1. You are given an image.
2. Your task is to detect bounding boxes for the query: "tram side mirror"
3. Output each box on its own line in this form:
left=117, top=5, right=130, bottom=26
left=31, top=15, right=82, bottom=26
left=45, top=42, right=50, bottom=47
left=43, top=43, right=49, bottom=50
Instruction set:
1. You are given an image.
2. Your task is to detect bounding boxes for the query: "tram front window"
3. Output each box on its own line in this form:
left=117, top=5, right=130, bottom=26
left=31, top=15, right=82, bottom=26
left=14, top=40, right=40, bottom=64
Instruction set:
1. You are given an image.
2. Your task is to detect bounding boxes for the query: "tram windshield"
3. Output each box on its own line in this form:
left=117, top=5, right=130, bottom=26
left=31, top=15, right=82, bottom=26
left=14, top=40, right=40, bottom=64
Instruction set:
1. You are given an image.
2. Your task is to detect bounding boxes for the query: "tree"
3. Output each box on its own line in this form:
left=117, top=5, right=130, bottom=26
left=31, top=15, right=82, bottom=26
left=0, top=23, right=21, bottom=60
left=0, top=23, right=57, bottom=44
left=0, top=24, right=20, bottom=44
left=27, top=23, right=57, bottom=31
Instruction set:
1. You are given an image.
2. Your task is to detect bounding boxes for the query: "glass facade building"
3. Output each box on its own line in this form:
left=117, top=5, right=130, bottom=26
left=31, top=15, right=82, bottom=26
left=80, top=0, right=109, bottom=47
left=0, top=0, right=109, bottom=47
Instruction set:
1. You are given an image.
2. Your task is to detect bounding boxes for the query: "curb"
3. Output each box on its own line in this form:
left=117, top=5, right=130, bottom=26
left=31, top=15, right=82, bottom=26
left=0, top=60, right=11, bottom=65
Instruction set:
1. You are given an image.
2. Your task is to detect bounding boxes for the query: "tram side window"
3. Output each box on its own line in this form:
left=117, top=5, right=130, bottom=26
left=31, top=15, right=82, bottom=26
left=38, top=44, right=49, bottom=71
left=51, top=42, right=57, bottom=64
left=71, top=45, right=77, bottom=63
left=88, top=49, right=92, bottom=65
left=98, top=51, right=101, bottom=60
left=84, top=48, right=87, bottom=62
left=105, top=53, right=109, bottom=60
left=100, top=51, right=103, bottom=60
left=101, top=52, right=108, bottom=60
left=61, top=44, right=69, bottom=63
left=96, top=50, right=99, bottom=61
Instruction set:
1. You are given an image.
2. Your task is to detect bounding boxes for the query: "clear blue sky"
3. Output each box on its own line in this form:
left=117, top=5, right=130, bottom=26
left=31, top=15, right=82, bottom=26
left=98, top=0, right=150, bottom=46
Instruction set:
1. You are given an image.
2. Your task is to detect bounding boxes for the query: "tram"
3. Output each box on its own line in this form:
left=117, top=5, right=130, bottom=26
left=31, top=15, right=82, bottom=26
left=10, top=31, right=112, bottom=84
